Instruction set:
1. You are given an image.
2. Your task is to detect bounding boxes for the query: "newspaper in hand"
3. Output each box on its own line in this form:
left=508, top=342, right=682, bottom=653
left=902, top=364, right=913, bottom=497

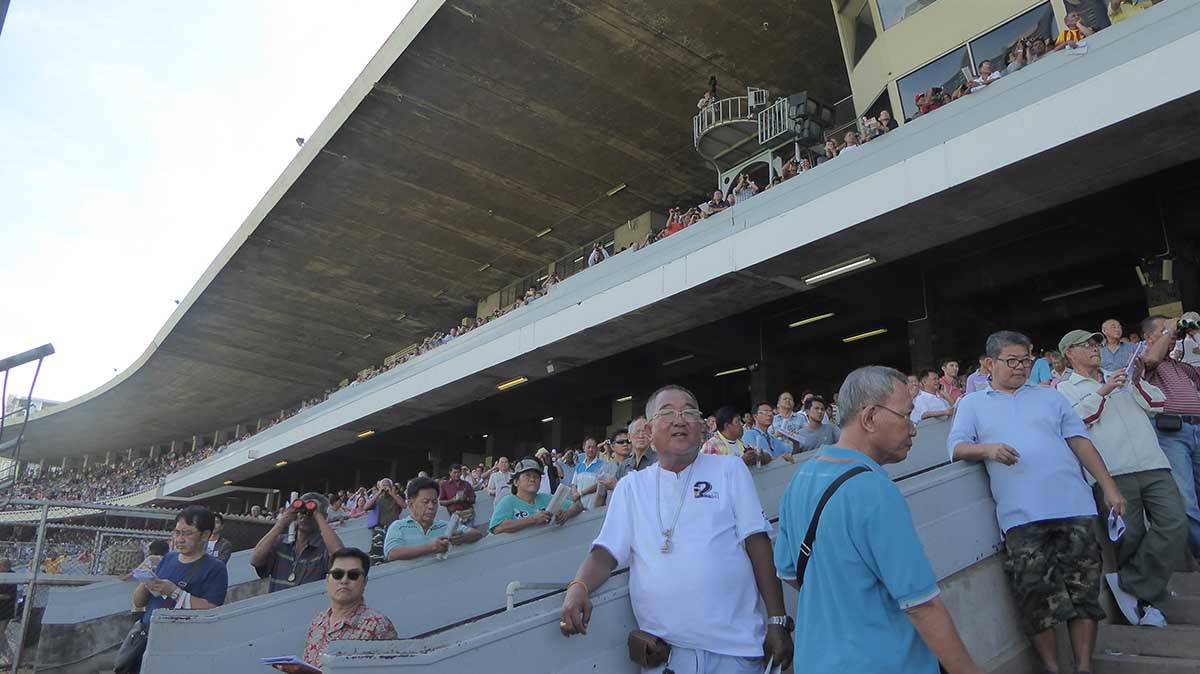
left=261, top=656, right=321, bottom=673
left=544, top=484, right=570, bottom=523
left=436, top=513, right=461, bottom=561
left=1124, top=341, right=1145, bottom=388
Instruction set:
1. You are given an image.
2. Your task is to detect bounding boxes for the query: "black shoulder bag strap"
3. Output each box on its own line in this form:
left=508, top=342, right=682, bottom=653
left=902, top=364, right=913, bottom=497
left=795, top=465, right=870, bottom=591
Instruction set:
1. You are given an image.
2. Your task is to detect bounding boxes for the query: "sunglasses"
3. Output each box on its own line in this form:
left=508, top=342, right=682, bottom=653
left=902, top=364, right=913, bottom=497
left=327, top=568, right=364, bottom=581
left=291, top=499, right=319, bottom=512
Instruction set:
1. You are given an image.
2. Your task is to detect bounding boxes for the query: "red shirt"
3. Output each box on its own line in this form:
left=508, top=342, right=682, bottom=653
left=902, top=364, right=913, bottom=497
left=1145, top=358, right=1200, bottom=415
left=438, top=478, right=476, bottom=514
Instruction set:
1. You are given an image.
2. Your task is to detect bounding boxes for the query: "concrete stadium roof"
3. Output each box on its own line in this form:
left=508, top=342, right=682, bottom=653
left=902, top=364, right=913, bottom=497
left=12, top=0, right=849, bottom=460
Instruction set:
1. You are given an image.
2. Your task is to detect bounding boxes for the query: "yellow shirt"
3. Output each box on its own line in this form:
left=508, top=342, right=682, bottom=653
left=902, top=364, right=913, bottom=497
left=1108, top=0, right=1150, bottom=23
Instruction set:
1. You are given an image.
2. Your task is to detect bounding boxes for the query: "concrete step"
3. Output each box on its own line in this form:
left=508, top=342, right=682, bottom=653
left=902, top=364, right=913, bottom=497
left=1162, top=596, right=1200, bottom=625
left=1170, top=572, right=1200, bottom=597
left=1094, top=653, right=1200, bottom=673
left=1099, top=623, right=1200, bottom=659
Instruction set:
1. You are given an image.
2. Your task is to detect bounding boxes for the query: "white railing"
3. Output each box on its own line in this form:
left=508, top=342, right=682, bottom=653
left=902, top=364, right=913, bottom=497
left=692, top=95, right=753, bottom=147
left=757, top=97, right=790, bottom=145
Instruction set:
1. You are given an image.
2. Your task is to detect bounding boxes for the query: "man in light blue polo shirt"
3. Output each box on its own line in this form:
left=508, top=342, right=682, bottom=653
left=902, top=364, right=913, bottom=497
left=743, top=401, right=794, bottom=462
left=384, top=477, right=483, bottom=561
left=571, top=437, right=611, bottom=509
left=776, top=366, right=985, bottom=674
left=949, top=330, right=1126, bottom=674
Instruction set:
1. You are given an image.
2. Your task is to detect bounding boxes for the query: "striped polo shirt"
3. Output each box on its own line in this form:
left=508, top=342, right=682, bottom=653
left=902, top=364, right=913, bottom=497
left=1145, top=358, right=1200, bottom=416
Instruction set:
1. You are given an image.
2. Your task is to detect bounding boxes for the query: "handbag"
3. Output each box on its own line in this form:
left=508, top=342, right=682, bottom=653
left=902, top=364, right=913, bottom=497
left=627, top=628, right=672, bottom=668
left=795, top=466, right=870, bottom=591
left=113, top=620, right=148, bottom=674
left=114, top=554, right=209, bottom=674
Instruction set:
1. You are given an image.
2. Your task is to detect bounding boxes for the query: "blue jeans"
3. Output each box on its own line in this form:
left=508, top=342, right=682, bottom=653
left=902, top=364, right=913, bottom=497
left=1156, top=421, right=1200, bottom=558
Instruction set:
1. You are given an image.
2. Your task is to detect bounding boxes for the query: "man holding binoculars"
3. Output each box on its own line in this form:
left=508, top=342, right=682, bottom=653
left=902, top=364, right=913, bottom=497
left=251, top=492, right=345, bottom=592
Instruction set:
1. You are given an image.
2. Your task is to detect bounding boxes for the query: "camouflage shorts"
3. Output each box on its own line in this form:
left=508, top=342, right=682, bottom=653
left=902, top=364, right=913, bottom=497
left=1003, top=517, right=1105, bottom=635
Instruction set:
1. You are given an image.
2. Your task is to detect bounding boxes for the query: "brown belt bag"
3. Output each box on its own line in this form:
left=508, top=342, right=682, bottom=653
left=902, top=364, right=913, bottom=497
left=627, top=629, right=672, bottom=668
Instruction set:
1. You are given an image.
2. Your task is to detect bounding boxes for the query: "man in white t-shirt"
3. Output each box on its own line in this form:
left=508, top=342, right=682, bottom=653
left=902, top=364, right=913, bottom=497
left=910, top=368, right=952, bottom=424
left=486, top=457, right=513, bottom=504
left=559, top=385, right=792, bottom=673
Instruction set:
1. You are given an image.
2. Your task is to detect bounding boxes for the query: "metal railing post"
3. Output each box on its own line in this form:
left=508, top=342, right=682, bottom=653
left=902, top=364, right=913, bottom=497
left=11, top=501, right=49, bottom=674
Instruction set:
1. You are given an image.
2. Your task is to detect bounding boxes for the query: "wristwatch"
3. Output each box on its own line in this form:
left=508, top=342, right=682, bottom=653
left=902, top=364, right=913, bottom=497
left=768, top=615, right=794, bottom=632
left=169, top=587, right=182, bottom=601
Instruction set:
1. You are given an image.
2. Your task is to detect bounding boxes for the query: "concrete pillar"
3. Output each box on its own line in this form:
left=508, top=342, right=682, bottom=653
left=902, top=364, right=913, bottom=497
left=82, top=455, right=90, bottom=469
left=149, top=445, right=159, bottom=461
left=104, top=450, right=112, bottom=465
left=60, top=456, right=68, bottom=470
left=170, top=439, right=178, bottom=453
left=127, top=448, right=133, bottom=462
left=907, top=318, right=934, bottom=373
left=257, top=417, right=264, bottom=431
left=234, top=423, right=243, bottom=439
left=213, top=429, right=225, bottom=447
left=751, top=365, right=770, bottom=408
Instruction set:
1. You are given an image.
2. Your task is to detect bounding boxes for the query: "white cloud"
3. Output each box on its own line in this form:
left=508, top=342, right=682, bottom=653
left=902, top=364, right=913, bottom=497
left=0, top=0, right=417, bottom=403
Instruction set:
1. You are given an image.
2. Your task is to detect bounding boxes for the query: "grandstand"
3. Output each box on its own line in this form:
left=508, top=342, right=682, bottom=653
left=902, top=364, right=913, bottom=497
left=6, top=0, right=1200, bottom=672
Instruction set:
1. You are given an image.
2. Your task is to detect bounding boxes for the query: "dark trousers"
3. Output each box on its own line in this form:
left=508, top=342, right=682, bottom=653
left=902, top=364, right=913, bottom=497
left=1096, top=469, right=1188, bottom=604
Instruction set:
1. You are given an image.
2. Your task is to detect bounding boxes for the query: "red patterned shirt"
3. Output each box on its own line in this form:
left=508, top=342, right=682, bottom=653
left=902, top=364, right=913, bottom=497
left=302, top=602, right=397, bottom=667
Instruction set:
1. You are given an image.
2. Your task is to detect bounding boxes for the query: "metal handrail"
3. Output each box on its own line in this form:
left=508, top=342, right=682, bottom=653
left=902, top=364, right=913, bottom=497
left=505, top=580, right=570, bottom=610
left=692, top=96, right=753, bottom=147
left=757, top=98, right=790, bottom=145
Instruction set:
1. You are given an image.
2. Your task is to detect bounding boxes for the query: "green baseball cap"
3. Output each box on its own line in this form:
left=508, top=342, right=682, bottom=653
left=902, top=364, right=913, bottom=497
left=1058, top=329, right=1103, bottom=356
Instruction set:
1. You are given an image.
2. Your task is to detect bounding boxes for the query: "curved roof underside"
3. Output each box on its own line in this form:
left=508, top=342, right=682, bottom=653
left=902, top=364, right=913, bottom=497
left=12, top=0, right=849, bottom=461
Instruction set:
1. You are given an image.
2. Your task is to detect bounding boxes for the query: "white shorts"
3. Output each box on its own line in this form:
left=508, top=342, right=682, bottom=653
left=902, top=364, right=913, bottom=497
left=641, top=647, right=765, bottom=674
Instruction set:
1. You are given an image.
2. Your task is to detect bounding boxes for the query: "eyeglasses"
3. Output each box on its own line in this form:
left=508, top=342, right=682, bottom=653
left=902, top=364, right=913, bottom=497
left=612, top=439, right=630, bottom=444
left=995, top=357, right=1034, bottom=369
left=874, top=405, right=917, bottom=429
left=172, top=529, right=200, bottom=539
left=652, top=409, right=705, bottom=423
left=327, top=569, right=364, bottom=581
left=1069, top=341, right=1100, bottom=351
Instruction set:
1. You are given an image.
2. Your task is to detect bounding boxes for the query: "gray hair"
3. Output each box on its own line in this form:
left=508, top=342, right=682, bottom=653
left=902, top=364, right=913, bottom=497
left=645, top=384, right=699, bottom=419
left=627, top=416, right=648, bottom=433
left=985, top=330, right=1032, bottom=358
left=837, top=366, right=908, bottom=429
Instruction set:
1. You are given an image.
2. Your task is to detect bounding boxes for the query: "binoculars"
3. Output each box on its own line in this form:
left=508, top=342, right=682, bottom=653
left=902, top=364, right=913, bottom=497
left=291, top=499, right=320, bottom=512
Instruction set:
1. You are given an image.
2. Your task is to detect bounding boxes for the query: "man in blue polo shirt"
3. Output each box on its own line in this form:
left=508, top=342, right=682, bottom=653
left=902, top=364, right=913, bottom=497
left=384, top=477, right=484, bottom=561
left=949, top=330, right=1126, bottom=674
left=743, top=401, right=794, bottom=463
left=776, top=366, right=983, bottom=674
left=571, top=437, right=610, bottom=509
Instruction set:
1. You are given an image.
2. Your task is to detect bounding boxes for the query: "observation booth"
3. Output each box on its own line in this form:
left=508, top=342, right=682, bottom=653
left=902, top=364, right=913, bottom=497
left=693, top=87, right=836, bottom=197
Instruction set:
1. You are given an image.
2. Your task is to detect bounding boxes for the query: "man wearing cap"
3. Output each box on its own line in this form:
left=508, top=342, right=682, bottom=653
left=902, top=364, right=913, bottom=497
left=250, top=492, right=345, bottom=592
left=1057, top=329, right=1185, bottom=628
left=489, top=458, right=586, bottom=534
left=559, top=384, right=792, bottom=672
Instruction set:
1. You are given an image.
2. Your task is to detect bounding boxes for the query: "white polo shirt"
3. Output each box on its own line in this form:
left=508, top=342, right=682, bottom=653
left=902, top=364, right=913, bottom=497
left=592, top=453, right=771, bottom=657
left=910, top=390, right=949, bottom=423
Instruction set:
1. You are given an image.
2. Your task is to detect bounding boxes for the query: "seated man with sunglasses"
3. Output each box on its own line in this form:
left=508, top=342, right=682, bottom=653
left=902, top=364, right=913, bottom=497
left=251, top=492, right=345, bottom=593
left=277, top=548, right=397, bottom=673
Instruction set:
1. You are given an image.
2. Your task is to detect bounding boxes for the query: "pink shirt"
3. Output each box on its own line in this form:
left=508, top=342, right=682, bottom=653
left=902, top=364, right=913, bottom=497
left=939, top=376, right=963, bottom=404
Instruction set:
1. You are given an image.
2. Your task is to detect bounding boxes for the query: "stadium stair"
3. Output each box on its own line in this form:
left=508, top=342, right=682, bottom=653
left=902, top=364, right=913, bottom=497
left=1095, top=572, right=1200, bottom=673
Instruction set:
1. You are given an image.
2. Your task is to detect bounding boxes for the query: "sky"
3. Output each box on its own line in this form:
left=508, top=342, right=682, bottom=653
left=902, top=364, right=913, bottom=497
left=0, top=1, right=417, bottom=404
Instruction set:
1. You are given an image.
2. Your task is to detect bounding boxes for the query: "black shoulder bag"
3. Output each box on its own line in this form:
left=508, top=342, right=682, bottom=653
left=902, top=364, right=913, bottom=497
left=795, top=466, right=870, bottom=591
left=115, top=554, right=209, bottom=674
